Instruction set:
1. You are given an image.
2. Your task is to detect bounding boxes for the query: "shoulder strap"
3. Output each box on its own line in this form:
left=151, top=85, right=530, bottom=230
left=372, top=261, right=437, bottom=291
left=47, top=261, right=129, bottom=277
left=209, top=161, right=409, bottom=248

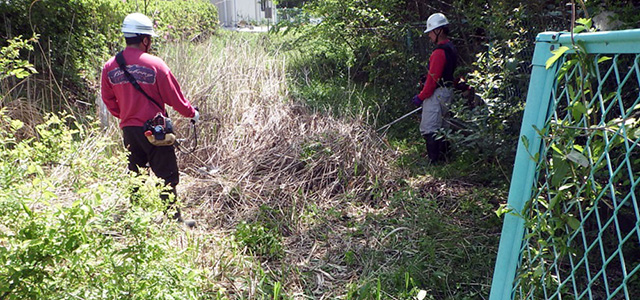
left=115, top=51, right=166, bottom=115
left=435, top=43, right=456, bottom=62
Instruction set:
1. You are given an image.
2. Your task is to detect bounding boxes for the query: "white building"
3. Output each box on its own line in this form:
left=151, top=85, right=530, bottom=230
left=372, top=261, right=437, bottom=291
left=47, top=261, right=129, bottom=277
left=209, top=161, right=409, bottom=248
left=212, top=0, right=277, bottom=27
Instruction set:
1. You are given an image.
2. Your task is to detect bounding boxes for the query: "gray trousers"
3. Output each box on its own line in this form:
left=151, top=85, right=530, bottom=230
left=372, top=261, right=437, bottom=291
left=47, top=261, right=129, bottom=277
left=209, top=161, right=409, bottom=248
left=419, top=87, right=453, bottom=135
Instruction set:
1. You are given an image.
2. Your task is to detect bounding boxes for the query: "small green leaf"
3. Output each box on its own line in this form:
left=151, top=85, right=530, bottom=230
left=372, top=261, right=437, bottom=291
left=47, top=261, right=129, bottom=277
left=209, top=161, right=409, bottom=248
left=546, top=46, right=570, bottom=69
left=532, top=125, right=547, bottom=136
left=567, top=84, right=576, bottom=100
left=573, top=25, right=587, bottom=34
left=566, top=150, right=589, bottom=167
left=433, top=271, right=446, bottom=279
left=597, top=56, right=612, bottom=63
left=495, top=204, right=513, bottom=217
left=521, top=135, right=530, bottom=149
left=566, top=216, right=581, bottom=230
left=549, top=194, right=560, bottom=210
left=10, top=119, right=24, bottom=130
left=571, top=102, right=587, bottom=121
left=21, top=202, right=33, bottom=218
left=575, top=18, right=592, bottom=28
left=559, top=183, right=574, bottom=191
left=534, top=265, right=544, bottom=278
left=551, top=156, right=569, bottom=187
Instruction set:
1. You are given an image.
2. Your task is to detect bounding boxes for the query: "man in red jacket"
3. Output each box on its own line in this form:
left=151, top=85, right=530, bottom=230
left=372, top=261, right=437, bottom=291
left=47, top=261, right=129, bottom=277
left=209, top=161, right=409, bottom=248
left=101, top=13, right=199, bottom=225
left=412, top=13, right=457, bottom=164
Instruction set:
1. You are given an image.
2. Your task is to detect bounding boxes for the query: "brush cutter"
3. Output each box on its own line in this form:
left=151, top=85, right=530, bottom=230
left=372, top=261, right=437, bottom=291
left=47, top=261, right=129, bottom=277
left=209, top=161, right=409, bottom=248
left=174, top=115, right=224, bottom=178
left=175, top=119, right=199, bottom=154
left=376, top=107, right=422, bottom=134
left=376, top=107, right=470, bottom=136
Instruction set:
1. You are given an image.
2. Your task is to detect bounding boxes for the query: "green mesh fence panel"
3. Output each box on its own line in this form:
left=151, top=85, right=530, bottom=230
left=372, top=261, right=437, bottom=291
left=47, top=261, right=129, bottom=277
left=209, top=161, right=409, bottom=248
left=490, top=29, right=640, bottom=300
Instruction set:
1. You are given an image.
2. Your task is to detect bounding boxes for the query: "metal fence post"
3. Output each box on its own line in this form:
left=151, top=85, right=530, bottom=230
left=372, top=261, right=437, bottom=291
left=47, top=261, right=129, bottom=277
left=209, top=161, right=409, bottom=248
left=488, top=32, right=560, bottom=300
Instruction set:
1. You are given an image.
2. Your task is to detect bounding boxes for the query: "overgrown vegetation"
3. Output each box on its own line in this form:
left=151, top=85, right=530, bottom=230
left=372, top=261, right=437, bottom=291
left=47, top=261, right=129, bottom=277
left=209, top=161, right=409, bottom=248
left=0, top=0, right=217, bottom=113
left=2, top=0, right=640, bottom=299
left=277, top=0, right=640, bottom=165
left=0, top=30, right=503, bottom=298
left=0, top=111, right=218, bottom=299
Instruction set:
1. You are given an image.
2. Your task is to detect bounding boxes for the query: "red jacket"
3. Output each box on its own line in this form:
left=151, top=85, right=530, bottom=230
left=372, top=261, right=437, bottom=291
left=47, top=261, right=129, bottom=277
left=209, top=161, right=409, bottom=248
left=101, top=47, right=196, bottom=128
left=418, top=39, right=450, bottom=101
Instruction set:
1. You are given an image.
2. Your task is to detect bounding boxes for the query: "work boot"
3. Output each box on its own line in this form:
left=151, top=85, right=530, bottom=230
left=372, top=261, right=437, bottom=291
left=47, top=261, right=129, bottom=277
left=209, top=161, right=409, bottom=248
left=171, top=209, right=196, bottom=229
left=183, top=219, right=197, bottom=228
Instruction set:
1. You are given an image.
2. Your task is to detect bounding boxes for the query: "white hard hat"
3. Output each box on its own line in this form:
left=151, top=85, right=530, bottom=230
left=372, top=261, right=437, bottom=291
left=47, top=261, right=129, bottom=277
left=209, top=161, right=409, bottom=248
left=424, top=13, right=449, bottom=33
left=122, top=13, right=158, bottom=37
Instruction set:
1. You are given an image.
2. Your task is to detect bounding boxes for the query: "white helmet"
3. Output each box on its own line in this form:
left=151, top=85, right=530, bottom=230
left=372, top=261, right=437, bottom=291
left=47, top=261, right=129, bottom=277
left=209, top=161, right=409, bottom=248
left=121, top=13, right=158, bottom=37
left=424, top=13, right=449, bottom=33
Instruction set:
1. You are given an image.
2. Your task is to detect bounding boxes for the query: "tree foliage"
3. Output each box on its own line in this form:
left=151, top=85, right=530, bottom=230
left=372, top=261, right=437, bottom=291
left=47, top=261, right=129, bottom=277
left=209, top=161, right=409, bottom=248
left=0, top=0, right=217, bottom=110
left=282, top=0, right=640, bottom=164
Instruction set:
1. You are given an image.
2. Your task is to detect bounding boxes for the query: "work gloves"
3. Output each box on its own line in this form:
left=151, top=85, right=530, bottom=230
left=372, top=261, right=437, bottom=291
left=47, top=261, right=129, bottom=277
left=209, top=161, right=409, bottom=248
left=191, top=107, right=200, bottom=124
left=411, top=95, right=423, bottom=107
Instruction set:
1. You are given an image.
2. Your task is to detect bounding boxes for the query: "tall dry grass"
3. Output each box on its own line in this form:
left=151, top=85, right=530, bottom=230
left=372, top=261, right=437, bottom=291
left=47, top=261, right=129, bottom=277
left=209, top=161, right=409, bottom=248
left=162, top=32, right=403, bottom=216
left=159, top=32, right=406, bottom=297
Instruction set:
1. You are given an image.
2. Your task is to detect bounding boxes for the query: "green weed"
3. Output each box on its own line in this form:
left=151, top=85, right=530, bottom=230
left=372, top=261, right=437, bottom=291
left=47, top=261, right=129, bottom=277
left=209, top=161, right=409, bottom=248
left=234, top=221, right=284, bottom=261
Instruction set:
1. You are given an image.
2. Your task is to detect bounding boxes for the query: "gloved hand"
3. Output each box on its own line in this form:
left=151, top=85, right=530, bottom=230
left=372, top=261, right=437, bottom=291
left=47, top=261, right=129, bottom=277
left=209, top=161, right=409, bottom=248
left=411, top=95, right=423, bottom=107
left=191, top=107, right=200, bottom=124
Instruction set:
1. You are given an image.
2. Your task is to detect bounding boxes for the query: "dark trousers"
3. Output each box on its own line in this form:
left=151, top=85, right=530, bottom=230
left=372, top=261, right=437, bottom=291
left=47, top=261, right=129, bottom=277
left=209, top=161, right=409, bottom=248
left=122, top=126, right=180, bottom=216
left=423, top=133, right=449, bottom=164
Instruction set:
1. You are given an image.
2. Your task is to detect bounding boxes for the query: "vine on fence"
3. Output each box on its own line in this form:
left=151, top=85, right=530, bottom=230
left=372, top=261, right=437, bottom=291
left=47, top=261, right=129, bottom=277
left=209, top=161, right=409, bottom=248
left=514, top=16, right=640, bottom=297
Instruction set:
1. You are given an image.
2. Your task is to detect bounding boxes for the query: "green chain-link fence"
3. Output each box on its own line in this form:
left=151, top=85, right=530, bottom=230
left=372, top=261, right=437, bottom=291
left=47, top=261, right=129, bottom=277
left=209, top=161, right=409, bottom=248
left=490, top=29, right=640, bottom=300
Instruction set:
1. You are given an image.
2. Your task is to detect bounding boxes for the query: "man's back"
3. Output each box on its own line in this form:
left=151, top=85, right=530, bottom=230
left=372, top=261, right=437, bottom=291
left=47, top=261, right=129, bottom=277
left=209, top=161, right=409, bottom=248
left=101, top=47, right=194, bottom=128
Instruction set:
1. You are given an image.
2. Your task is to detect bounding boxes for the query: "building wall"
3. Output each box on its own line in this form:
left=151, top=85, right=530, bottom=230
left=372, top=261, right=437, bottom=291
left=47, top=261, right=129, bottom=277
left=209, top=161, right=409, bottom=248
left=211, top=0, right=276, bottom=27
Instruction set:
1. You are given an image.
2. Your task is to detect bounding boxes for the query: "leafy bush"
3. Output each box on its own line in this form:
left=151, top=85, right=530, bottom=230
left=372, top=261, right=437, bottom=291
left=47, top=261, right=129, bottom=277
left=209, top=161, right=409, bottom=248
left=447, top=43, right=526, bottom=165
left=1, top=0, right=125, bottom=81
left=150, top=0, right=219, bottom=42
left=0, top=110, right=214, bottom=299
left=0, top=34, right=38, bottom=81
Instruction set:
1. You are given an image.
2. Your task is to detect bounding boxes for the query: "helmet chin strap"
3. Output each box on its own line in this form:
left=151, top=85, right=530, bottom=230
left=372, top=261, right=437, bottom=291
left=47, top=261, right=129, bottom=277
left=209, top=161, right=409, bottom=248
left=434, top=28, right=442, bottom=43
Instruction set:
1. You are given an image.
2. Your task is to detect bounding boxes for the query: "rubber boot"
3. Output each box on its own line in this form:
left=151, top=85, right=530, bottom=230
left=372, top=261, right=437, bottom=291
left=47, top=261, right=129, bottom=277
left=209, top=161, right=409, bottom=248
left=161, top=186, right=196, bottom=229
left=424, top=133, right=442, bottom=164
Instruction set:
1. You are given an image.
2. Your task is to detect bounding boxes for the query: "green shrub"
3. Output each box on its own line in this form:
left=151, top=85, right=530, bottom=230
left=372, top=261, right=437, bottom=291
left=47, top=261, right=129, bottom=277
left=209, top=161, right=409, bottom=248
left=150, top=0, right=219, bottom=42
left=0, top=34, right=38, bottom=80
left=0, top=110, right=214, bottom=299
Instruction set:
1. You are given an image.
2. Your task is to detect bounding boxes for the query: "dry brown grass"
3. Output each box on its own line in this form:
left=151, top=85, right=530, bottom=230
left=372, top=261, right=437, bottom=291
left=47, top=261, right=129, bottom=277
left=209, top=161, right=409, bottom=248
left=0, top=98, right=44, bottom=140
left=157, top=33, right=407, bottom=296
left=1, top=69, right=90, bottom=141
